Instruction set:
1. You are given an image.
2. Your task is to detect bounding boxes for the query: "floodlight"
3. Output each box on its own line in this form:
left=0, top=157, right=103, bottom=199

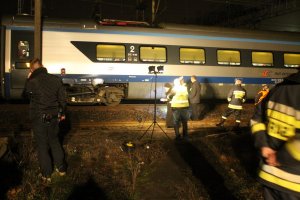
left=139, top=65, right=170, bottom=141
left=157, top=66, right=164, bottom=74
left=148, top=66, right=155, bottom=74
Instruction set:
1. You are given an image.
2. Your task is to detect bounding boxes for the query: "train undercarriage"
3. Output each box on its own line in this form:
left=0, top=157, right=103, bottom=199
left=63, top=78, right=126, bottom=106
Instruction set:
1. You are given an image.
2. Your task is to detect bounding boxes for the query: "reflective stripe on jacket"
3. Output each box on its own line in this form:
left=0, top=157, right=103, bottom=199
left=251, top=72, right=300, bottom=196
left=227, top=85, right=246, bottom=110
left=255, top=89, right=269, bottom=105
left=171, top=85, right=189, bottom=108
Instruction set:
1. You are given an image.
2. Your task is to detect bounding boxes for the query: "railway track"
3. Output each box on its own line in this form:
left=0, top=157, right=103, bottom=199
left=0, top=103, right=255, bottom=136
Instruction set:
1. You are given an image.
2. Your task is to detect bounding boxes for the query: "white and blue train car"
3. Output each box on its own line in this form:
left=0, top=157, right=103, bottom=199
left=1, top=16, right=299, bottom=105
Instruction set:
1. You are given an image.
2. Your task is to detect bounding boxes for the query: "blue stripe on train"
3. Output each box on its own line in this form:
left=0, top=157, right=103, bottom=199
left=3, top=73, right=279, bottom=98
left=58, top=74, right=277, bottom=84
left=4, top=73, right=280, bottom=85
left=7, top=26, right=300, bottom=46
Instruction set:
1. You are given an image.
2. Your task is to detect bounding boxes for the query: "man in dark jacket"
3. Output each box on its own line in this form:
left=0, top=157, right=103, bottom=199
left=251, top=70, right=300, bottom=199
left=161, top=83, right=174, bottom=128
left=216, top=78, right=247, bottom=128
left=23, top=58, right=67, bottom=182
left=189, top=75, right=201, bottom=120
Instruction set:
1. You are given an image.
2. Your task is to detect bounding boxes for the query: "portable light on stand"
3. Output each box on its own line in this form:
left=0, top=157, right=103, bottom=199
left=139, top=65, right=170, bottom=141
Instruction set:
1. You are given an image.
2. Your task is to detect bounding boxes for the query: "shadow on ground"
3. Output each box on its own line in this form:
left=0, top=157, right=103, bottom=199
left=0, top=149, right=23, bottom=199
left=67, top=177, right=108, bottom=200
left=231, top=129, right=260, bottom=178
left=175, top=140, right=237, bottom=200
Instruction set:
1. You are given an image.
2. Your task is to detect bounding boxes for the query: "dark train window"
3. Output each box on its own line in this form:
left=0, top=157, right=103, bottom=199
left=18, top=41, right=30, bottom=59
left=180, top=48, right=205, bottom=64
left=217, top=50, right=240, bottom=66
left=252, top=52, right=273, bottom=66
left=15, top=62, right=30, bottom=69
left=96, top=44, right=126, bottom=62
left=284, top=53, right=300, bottom=68
left=140, top=46, right=166, bottom=63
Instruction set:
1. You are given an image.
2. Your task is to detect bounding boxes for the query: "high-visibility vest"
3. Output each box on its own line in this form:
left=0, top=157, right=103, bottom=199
left=255, top=89, right=269, bottom=105
left=171, top=85, right=189, bottom=108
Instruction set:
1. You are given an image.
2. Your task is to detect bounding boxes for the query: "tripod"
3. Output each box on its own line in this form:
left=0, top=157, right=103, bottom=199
left=139, top=72, right=170, bottom=141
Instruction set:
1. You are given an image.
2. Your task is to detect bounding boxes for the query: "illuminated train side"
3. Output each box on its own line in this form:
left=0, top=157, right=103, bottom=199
left=1, top=16, right=300, bottom=103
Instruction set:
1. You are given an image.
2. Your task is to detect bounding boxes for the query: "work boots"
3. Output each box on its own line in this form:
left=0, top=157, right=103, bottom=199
left=174, top=125, right=181, bottom=140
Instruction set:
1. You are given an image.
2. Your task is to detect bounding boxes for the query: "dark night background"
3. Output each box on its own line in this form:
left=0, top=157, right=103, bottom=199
left=1, top=0, right=300, bottom=32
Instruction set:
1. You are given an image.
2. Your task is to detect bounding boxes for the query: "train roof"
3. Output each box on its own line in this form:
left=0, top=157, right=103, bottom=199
left=2, top=15, right=300, bottom=42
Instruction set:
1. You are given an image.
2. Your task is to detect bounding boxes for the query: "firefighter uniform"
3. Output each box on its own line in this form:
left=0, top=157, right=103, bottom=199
left=216, top=81, right=247, bottom=127
left=251, top=71, right=300, bottom=199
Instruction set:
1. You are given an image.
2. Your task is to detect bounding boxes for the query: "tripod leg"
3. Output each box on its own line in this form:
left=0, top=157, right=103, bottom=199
left=139, top=122, right=154, bottom=140
left=150, top=123, right=156, bottom=141
left=156, top=122, right=171, bottom=140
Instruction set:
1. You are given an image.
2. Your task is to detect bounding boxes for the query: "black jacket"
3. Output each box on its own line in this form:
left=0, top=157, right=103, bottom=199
left=23, top=67, right=66, bottom=120
left=189, top=81, right=201, bottom=104
left=251, top=71, right=300, bottom=196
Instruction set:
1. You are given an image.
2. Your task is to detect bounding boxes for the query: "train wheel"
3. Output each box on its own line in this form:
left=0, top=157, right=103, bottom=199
left=103, top=96, right=121, bottom=106
left=103, top=92, right=122, bottom=106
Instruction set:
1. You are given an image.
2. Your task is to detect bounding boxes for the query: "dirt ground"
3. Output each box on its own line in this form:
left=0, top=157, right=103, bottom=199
left=0, top=102, right=263, bottom=200
left=1, top=125, right=263, bottom=200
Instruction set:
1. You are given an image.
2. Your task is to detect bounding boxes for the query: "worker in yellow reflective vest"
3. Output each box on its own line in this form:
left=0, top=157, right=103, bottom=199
left=170, top=77, right=190, bottom=140
left=216, top=78, right=247, bottom=128
left=251, top=70, right=300, bottom=200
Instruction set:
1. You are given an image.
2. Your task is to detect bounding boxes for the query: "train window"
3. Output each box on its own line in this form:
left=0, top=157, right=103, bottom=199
left=96, top=44, right=126, bottom=62
left=180, top=48, right=205, bottom=64
left=284, top=53, right=300, bottom=68
left=252, top=52, right=273, bottom=66
left=140, top=46, right=166, bottom=63
left=15, top=62, right=30, bottom=69
left=18, top=41, right=30, bottom=59
left=217, top=50, right=240, bottom=66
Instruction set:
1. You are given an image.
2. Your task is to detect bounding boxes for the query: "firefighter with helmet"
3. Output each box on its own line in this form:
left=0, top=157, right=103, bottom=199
left=216, top=78, right=247, bottom=128
left=251, top=70, right=300, bottom=199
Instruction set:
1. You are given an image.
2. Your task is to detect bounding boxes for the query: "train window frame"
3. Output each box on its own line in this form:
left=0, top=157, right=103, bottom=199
left=252, top=51, right=274, bottom=67
left=217, top=49, right=241, bottom=66
left=139, top=46, right=167, bottom=63
left=179, top=47, right=206, bottom=64
left=15, top=62, right=30, bottom=69
left=17, top=41, right=30, bottom=59
left=284, top=53, right=300, bottom=68
left=96, top=43, right=126, bottom=62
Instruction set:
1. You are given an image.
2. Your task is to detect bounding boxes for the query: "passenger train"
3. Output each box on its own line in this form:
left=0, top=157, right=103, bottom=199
left=1, top=15, right=299, bottom=105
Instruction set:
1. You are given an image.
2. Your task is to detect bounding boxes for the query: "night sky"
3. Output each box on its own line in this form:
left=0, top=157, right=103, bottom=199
left=1, top=0, right=300, bottom=32
left=0, top=0, right=221, bottom=23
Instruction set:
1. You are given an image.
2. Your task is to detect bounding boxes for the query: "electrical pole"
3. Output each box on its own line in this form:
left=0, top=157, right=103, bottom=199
left=152, top=0, right=155, bottom=25
left=34, top=0, right=42, bottom=60
left=151, top=0, right=160, bottom=26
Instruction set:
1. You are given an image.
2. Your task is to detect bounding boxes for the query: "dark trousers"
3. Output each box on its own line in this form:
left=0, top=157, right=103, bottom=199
left=166, top=103, right=174, bottom=128
left=264, top=187, right=300, bottom=200
left=222, top=108, right=242, bottom=123
left=32, top=117, right=65, bottom=177
left=172, top=108, right=189, bottom=138
left=190, top=103, right=201, bottom=120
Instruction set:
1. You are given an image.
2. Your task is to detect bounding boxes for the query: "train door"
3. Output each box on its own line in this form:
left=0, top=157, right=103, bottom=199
left=9, top=30, right=33, bottom=98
